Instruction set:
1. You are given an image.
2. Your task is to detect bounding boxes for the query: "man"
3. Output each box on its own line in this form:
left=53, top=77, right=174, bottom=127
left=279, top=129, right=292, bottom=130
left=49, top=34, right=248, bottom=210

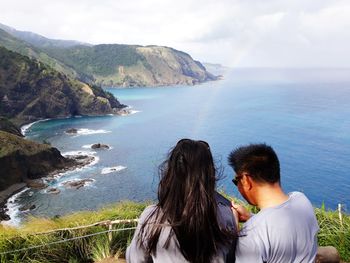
left=228, top=144, right=319, bottom=263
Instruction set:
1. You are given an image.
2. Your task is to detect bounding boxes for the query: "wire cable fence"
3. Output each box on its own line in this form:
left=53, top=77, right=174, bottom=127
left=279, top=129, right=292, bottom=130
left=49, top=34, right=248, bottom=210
left=0, top=218, right=139, bottom=256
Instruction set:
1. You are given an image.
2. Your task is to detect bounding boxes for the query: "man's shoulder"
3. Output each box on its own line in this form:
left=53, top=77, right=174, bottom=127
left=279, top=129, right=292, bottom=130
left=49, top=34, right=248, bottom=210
left=243, top=191, right=313, bottom=229
left=289, top=191, right=308, bottom=200
left=237, top=192, right=318, bottom=263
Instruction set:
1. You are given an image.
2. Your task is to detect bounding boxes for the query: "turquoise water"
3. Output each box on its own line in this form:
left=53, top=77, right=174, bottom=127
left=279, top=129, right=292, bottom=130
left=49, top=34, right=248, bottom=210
left=13, top=68, right=350, bottom=222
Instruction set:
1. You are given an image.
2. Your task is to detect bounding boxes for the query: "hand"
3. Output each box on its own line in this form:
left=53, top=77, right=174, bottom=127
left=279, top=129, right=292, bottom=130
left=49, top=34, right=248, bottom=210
left=231, top=200, right=251, bottom=222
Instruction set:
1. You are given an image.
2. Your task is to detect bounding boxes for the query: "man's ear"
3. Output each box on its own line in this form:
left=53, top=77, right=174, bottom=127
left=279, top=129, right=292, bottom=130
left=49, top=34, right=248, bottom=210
left=242, top=172, right=253, bottom=190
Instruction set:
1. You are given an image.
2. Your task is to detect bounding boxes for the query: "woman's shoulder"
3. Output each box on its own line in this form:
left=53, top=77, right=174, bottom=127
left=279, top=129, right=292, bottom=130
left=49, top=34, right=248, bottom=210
left=139, top=204, right=157, bottom=221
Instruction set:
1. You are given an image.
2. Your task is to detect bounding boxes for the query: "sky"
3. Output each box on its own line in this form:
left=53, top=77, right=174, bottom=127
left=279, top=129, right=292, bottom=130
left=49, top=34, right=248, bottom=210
left=0, top=0, right=349, bottom=67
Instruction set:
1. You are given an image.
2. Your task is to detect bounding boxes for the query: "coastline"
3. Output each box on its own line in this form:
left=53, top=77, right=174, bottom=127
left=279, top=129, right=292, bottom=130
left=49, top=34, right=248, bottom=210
left=19, top=109, right=133, bottom=136
left=20, top=118, right=51, bottom=136
left=0, top=151, right=98, bottom=225
left=2, top=111, right=134, bottom=225
left=0, top=183, right=26, bottom=221
left=0, top=183, right=26, bottom=205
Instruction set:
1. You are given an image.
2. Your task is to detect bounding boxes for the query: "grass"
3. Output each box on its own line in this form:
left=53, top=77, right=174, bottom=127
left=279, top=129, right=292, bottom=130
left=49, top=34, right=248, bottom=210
left=0, top=202, right=147, bottom=263
left=315, top=206, right=350, bottom=260
left=0, top=131, right=51, bottom=158
left=0, top=200, right=349, bottom=262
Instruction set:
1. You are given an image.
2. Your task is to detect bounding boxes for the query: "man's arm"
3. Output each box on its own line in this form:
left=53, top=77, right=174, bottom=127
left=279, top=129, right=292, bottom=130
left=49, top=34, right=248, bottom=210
left=230, top=201, right=265, bottom=263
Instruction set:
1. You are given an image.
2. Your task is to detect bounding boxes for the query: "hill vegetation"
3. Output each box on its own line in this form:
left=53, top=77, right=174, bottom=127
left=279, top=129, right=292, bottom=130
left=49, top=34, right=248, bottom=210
left=0, top=117, right=22, bottom=137
left=0, top=23, right=217, bottom=87
left=0, top=28, right=78, bottom=78
left=43, top=44, right=145, bottom=84
left=42, top=44, right=217, bottom=87
left=0, top=46, right=124, bottom=126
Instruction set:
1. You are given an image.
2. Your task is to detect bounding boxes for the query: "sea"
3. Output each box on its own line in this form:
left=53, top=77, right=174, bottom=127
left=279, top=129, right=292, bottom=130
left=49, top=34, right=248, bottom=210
left=4, top=68, right=350, bottom=225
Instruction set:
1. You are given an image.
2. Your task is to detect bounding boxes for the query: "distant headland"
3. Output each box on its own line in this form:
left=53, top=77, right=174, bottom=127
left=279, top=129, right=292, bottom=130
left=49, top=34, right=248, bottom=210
left=0, top=23, right=218, bottom=88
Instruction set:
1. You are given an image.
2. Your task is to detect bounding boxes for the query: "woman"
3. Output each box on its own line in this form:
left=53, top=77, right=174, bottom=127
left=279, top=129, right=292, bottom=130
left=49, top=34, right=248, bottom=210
left=126, top=138, right=238, bottom=263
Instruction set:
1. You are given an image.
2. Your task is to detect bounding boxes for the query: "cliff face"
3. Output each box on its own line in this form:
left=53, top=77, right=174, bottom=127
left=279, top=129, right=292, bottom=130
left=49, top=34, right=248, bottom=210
left=0, top=131, right=75, bottom=191
left=0, top=46, right=124, bottom=126
left=116, top=46, right=217, bottom=87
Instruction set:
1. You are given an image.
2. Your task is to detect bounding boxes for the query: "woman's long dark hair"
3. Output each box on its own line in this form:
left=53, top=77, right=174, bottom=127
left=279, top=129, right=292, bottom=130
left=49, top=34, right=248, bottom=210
left=138, top=139, right=232, bottom=263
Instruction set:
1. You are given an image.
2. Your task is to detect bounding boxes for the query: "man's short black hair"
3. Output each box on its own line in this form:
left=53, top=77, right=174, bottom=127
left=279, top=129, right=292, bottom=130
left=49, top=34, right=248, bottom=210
left=228, top=143, right=280, bottom=184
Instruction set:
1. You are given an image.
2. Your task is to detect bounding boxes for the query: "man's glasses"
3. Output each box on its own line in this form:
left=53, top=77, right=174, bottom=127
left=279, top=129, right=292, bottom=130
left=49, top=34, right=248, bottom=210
left=232, top=176, right=243, bottom=186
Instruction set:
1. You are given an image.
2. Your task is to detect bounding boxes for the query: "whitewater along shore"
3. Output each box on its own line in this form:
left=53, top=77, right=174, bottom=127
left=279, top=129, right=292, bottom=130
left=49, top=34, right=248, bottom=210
left=0, top=183, right=27, bottom=220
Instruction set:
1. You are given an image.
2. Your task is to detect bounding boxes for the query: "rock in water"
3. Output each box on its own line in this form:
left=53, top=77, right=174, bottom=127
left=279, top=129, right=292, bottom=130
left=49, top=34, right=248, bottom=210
left=91, top=143, right=110, bottom=149
left=19, top=204, right=36, bottom=211
left=26, top=179, right=48, bottom=190
left=47, top=188, right=60, bottom=194
left=62, top=179, right=94, bottom=189
left=66, top=128, right=78, bottom=134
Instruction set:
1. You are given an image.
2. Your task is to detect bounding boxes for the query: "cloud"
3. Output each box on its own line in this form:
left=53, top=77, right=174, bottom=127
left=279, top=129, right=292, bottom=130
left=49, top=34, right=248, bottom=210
left=0, top=0, right=349, bottom=67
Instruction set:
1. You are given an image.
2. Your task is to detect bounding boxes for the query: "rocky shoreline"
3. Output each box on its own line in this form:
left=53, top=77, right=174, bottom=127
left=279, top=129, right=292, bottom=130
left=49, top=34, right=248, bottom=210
left=0, top=108, right=134, bottom=224
left=0, top=153, right=95, bottom=222
left=0, top=183, right=27, bottom=221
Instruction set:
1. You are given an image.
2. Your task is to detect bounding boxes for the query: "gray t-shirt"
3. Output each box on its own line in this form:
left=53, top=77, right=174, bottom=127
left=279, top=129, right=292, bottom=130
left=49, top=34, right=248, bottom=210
left=126, top=193, right=237, bottom=263
left=235, top=191, right=319, bottom=263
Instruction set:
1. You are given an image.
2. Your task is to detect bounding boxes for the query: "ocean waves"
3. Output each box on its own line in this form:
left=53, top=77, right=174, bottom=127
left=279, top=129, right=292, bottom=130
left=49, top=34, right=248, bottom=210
left=65, top=128, right=111, bottom=136
left=101, top=166, right=127, bottom=174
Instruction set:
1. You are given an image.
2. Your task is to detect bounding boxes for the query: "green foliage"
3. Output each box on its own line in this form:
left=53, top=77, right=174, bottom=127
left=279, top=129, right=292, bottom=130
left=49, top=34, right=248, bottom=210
left=0, top=131, right=50, bottom=158
left=91, top=234, right=111, bottom=262
left=0, top=118, right=22, bottom=137
left=0, top=46, right=122, bottom=125
left=44, top=44, right=144, bottom=77
left=0, top=202, right=147, bottom=263
left=0, top=29, right=76, bottom=78
left=315, top=207, right=350, bottom=261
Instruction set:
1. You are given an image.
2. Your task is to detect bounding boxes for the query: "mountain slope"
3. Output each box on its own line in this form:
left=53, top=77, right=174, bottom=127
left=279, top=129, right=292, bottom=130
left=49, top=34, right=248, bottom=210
left=0, top=46, right=124, bottom=126
left=0, top=28, right=78, bottom=79
left=43, top=44, right=217, bottom=87
left=0, top=117, right=22, bottom=136
left=1, top=23, right=218, bottom=87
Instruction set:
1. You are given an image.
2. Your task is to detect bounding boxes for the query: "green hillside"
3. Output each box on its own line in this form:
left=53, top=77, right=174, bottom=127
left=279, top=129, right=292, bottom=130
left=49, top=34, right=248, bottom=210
left=0, top=46, right=124, bottom=126
left=0, top=117, right=22, bottom=137
left=0, top=23, right=217, bottom=87
left=43, top=44, right=217, bottom=87
left=0, top=28, right=78, bottom=78
left=43, top=44, right=144, bottom=77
